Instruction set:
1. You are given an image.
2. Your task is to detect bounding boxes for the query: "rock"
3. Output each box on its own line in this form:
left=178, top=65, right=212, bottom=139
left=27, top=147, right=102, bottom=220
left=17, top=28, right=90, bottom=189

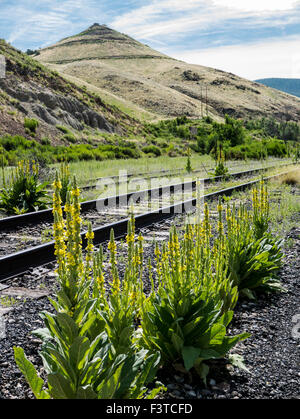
left=0, top=287, right=49, bottom=300
left=186, top=390, right=197, bottom=398
left=167, top=384, right=177, bottom=391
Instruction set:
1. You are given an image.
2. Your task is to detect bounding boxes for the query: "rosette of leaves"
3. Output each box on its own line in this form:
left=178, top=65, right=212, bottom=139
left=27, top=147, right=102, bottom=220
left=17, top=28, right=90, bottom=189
left=227, top=233, right=285, bottom=299
left=140, top=226, right=249, bottom=383
left=14, top=180, right=164, bottom=399
left=14, top=311, right=162, bottom=399
left=0, top=160, right=49, bottom=214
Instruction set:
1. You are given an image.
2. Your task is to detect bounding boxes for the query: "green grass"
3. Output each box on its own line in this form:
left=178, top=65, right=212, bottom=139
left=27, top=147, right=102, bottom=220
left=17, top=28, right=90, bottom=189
left=64, top=156, right=293, bottom=185
left=269, top=179, right=300, bottom=236
left=76, top=160, right=296, bottom=201
left=57, top=154, right=214, bottom=186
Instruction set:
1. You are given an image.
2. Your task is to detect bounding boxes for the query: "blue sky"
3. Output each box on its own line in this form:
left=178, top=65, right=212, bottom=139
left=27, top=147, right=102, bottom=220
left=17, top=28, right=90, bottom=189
left=0, top=0, right=300, bottom=80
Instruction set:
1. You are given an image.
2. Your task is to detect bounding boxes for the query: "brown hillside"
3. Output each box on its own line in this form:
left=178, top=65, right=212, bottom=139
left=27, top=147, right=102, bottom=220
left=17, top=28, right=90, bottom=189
left=0, top=39, right=140, bottom=144
left=36, top=24, right=300, bottom=122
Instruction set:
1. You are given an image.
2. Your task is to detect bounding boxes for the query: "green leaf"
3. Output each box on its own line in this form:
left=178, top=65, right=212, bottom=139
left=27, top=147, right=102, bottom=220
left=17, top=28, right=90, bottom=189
left=97, top=364, right=123, bottom=399
left=194, top=361, right=210, bottom=385
left=171, top=332, right=184, bottom=354
left=56, top=289, right=72, bottom=311
left=48, top=348, right=77, bottom=383
left=209, top=324, right=226, bottom=345
left=198, top=348, right=223, bottom=360
left=240, top=288, right=256, bottom=300
left=32, top=327, right=52, bottom=342
left=56, top=313, right=79, bottom=344
left=228, top=354, right=251, bottom=373
left=182, top=346, right=201, bottom=371
left=48, top=373, right=75, bottom=399
left=14, top=347, right=50, bottom=399
left=69, top=336, right=90, bottom=371
left=76, top=385, right=97, bottom=399
left=145, top=384, right=166, bottom=400
left=127, top=352, right=161, bottom=399
left=212, top=332, right=250, bottom=358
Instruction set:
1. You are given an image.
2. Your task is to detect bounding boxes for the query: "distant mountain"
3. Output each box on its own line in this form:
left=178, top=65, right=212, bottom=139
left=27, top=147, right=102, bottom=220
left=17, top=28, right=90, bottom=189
left=36, top=24, right=300, bottom=122
left=255, top=78, right=300, bottom=99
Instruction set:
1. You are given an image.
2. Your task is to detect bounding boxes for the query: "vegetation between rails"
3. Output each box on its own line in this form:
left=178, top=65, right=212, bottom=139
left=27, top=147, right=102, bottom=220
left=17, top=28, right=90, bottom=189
left=13, top=175, right=287, bottom=399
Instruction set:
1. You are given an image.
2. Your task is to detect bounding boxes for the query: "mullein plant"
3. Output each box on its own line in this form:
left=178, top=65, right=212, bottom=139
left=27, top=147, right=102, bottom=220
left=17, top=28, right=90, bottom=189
left=223, top=181, right=284, bottom=299
left=13, top=175, right=285, bottom=397
left=0, top=159, right=49, bottom=215
left=139, top=204, right=248, bottom=383
left=213, top=145, right=229, bottom=179
left=57, top=161, right=72, bottom=206
left=14, top=176, right=163, bottom=399
left=252, top=180, right=269, bottom=240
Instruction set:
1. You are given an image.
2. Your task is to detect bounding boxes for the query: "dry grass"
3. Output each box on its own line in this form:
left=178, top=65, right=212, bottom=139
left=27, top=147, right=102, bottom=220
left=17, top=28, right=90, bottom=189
left=36, top=25, right=300, bottom=121
left=279, top=169, right=300, bottom=186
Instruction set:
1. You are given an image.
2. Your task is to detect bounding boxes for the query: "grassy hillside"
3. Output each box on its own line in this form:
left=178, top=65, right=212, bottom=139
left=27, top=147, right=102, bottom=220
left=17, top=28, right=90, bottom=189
left=255, top=78, right=300, bottom=99
left=0, top=39, right=141, bottom=145
left=36, top=24, right=300, bottom=122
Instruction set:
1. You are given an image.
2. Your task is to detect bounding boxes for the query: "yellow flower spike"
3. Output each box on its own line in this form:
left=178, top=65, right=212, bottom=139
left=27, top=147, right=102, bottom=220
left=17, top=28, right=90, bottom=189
left=97, top=273, right=105, bottom=298
left=85, top=223, right=94, bottom=272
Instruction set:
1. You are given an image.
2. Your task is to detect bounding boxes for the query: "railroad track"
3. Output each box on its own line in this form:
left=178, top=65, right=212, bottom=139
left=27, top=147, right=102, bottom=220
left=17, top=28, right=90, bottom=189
left=0, top=162, right=293, bottom=231
left=0, top=165, right=298, bottom=282
left=0, top=163, right=291, bottom=255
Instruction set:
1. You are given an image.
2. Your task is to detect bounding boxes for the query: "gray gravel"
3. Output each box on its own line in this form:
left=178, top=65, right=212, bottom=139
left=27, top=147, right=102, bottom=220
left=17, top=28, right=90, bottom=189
left=0, top=204, right=299, bottom=399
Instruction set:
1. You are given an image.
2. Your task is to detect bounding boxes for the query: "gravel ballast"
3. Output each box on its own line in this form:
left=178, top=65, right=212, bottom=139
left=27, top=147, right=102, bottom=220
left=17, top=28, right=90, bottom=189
left=0, top=197, right=299, bottom=399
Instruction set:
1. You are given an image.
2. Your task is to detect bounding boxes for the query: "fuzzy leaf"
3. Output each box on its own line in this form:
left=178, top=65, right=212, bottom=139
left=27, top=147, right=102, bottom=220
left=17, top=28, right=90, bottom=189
left=182, top=346, right=201, bottom=371
left=14, top=347, right=50, bottom=399
left=228, top=354, right=251, bottom=373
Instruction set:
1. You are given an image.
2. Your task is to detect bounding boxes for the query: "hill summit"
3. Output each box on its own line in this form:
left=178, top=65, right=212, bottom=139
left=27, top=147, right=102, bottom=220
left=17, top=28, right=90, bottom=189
left=36, top=25, right=300, bottom=122
left=37, top=23, right=167, bottom=63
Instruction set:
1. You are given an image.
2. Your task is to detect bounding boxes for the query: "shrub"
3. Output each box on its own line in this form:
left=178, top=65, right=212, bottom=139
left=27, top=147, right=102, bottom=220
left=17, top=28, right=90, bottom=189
left=56, top=125, right=71, bottom=134
left=24, top=118, right=39, bottom=134
left=142, top=145, right=162, bottom=157
left=186, top=148, right=193, bottom=173
left=213, top=146, right=229, bottom=179
left=213, top=115, right=245, bottom=147
left=0, top=160, right=49, bottom=214
left=62, top=133, right=77, bottom=143
left=41, top=137, right=51, bottom=146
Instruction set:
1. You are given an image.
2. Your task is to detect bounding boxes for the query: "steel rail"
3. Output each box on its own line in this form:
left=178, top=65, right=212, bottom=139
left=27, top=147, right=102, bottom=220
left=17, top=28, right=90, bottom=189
left=0, top=162, right=294, bottom=231
left=0, top=167, right=298, bottom=283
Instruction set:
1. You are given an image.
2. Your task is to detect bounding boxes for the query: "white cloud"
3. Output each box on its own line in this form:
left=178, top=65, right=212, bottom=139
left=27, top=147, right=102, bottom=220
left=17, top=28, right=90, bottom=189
left=212, top=0, right=299, bottom=12
left=167, top=36, right=300, bottom=80
left=4, top=0, right=107, bottom=46
left=111, top=0, right=300, bottom=42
